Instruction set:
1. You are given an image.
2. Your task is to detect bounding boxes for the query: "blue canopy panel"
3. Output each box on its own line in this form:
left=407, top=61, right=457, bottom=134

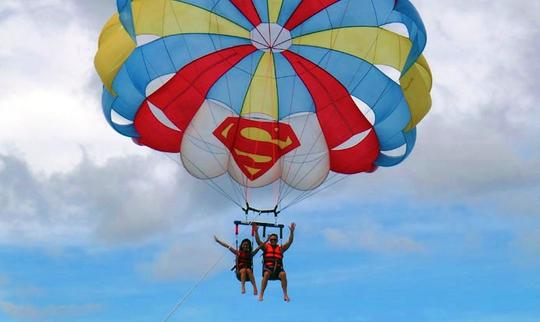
left=252, top=0, right=269, bottom=24
left=290, top=0, right=396, bottom=38
left=375, top=128, right=416, bottom=167
left=116, top=0, right=136, bottom=41
left=276, top=0, right=303, bottom=26
left=386, top=0, right=427, bottom=73
left=104, top=33, right=251, bottom=137
left=206, top=51, right=264, bottom=114
left=288, top=44, right=413, bottom=165
left=274, top=53, right=316, bottom=119
left=102, top=88, right=139, bottom=137
left=174, top=0, right=254, bottom=30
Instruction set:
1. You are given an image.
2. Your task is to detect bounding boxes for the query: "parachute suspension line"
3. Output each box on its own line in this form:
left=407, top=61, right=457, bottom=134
left=162, top=252, right=226, bottom=322
left=277, top=125, right=326, bottom=205
left=180, top=100, right=246, bottom=205
left=276, top=102, right=314, bottom=205
left=282, top=173, right=348, bottom=212
left=278, top=90, right=347, bottom=204
left=293, top=173, right=347, bottom=208
left=161, top=152, right=243, bottom=208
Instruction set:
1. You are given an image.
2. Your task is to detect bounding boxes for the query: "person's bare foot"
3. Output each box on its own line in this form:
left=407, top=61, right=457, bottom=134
left=241, top=286, right=246, bottom=294
left=258, top=295, right=264, bottom=301
left=253, top=289, right=258, bottom=296
left=284, top=295, right=290, bottom=302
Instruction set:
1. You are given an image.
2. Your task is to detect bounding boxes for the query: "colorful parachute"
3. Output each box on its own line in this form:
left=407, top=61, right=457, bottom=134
left=95, top=0, right=432, bottom=209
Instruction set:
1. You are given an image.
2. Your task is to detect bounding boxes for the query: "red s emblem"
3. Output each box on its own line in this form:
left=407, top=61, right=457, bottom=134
left=213, top=117, right=301, bottom=180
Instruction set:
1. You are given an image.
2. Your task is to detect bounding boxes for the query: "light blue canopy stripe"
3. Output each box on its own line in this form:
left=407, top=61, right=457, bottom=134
left=206, top=51, right=264, bottom=114
left=105, top=34, right=251, bottom=137
left=290, top=0, right=396, bottom=38
left=174, top=0, right=253, bottom=30
left=386, top=0, right=427, bottom=73
left=276, top=0, right=302, bottom=26
left=116, top=0, right=136, bottom=41
left=376, top=128, right=416, bottom=167
left=102, top=88, right=139, bottom=137
left=252, top=0, right=269, bottom=23
left=274, top=53, right=316, bottom=118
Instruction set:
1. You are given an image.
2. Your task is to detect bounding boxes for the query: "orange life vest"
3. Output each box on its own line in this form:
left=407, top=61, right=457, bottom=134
left=236, top=250, right=252, bottom=270
left=263, top=243, right=283, bottom=268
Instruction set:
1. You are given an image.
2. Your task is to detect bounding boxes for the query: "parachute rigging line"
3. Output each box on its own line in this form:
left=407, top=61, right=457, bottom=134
left=162, top=152, right=244, bottom=208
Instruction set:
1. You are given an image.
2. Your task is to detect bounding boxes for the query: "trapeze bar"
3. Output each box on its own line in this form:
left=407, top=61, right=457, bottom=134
left=233, top=220, right=285, bottom=229
left=242, top=203, right=281, bottom=216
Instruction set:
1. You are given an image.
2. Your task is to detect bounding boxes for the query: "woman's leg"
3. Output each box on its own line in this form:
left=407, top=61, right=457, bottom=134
left=239, top=268, right=247, bottom=294
left=246, top=268, right=258, bottom=295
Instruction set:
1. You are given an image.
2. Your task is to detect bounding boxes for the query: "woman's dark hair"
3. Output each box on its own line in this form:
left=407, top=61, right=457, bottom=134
left=240, top=238, right=253, bottom=253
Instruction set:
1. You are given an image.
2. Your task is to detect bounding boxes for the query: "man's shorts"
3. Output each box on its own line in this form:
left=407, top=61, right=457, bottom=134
left=263, top=266, right=284, bottom=281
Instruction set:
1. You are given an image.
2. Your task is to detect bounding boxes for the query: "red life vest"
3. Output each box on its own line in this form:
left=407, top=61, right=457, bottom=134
left=263, top=243, right=283, bottom=268
left=236, top=250, right=252, bottom=270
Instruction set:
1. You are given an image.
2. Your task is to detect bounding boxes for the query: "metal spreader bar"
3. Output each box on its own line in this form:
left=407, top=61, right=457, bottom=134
left=234, top=220, right=285, bottom=239
left=242, top=203, right=281, bottom=217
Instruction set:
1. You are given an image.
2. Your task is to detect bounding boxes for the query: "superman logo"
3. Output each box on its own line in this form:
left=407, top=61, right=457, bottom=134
left=213, top=117, right=301, bottom=180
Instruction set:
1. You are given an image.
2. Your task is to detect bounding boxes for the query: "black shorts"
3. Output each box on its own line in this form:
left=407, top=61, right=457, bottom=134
left=263, top=266, right=284, bottom=280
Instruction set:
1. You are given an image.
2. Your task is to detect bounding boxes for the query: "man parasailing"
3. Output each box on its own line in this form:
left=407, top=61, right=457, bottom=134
left=254, top=222, right=295, bottom=302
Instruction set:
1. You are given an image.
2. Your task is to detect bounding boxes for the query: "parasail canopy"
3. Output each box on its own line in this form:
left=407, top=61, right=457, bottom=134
left=95, top=0, right=432, bottom=210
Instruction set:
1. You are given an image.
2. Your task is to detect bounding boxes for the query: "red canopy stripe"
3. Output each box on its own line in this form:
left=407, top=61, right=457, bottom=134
left=282, top=50, right=380, bottom=173
left=134, top=44, right=257, bottom=152
left=284, top=0, right=339, bottom=31
left=230, top=0, right=262, bottom=27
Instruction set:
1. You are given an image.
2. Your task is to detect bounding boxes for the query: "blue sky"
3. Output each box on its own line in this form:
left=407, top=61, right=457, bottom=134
left=1, top=0, right=540, bottom=321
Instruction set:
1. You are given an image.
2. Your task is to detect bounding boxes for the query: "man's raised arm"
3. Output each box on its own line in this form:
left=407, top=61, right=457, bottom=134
left=253, top=224, right=264, bottom=246
left=282, top=223, right=296, bottom=252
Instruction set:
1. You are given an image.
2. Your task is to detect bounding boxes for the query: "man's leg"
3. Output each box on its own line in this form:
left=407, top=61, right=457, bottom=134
left=279, top=271, right=289, bottom=302
left=259, top=270, right=270, bottom=301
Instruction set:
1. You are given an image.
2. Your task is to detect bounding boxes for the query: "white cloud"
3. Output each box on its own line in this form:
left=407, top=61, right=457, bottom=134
left=0, top=0, right=144, bottom=175
left=0, top=153, right=233, bottom=247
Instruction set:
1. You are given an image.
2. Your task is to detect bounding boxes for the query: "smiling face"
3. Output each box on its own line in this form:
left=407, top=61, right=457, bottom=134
left=268, top=234, right=278, bottom=245
left=240, top=239, right=251, bottom=252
